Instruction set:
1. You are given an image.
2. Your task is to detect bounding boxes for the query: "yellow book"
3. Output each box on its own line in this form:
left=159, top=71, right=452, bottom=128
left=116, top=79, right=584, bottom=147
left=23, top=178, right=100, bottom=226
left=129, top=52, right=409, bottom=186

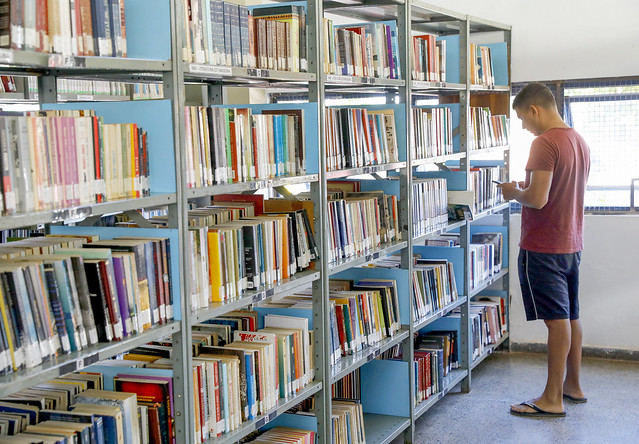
left=207, top=230, right=224, bottom=302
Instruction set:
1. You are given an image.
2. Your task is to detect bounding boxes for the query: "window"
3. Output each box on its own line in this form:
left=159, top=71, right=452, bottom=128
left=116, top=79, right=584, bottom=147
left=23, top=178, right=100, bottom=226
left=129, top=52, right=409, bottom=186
left=511, top=79, right=639, bottom=212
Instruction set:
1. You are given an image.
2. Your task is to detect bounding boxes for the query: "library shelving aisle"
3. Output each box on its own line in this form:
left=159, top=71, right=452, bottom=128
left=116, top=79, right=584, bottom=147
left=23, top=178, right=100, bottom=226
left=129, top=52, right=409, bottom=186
left=0, top=1, right=512, bottom=444
left=0, top=1, right=193, bottom=442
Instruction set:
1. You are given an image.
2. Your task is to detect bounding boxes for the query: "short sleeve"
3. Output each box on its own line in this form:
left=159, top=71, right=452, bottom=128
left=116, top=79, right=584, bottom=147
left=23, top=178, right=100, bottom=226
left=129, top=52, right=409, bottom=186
left=525, top=136, right=557, bottom=172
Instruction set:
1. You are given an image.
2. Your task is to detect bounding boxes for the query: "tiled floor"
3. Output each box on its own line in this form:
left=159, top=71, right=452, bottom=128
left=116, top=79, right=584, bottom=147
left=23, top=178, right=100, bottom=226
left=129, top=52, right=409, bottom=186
left=401, top=351, right=639, bottom=444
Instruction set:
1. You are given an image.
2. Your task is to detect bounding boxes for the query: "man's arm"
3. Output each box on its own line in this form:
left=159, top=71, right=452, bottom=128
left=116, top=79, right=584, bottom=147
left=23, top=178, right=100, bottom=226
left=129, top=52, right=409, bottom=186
left=498, top=170, right=553, bottom=209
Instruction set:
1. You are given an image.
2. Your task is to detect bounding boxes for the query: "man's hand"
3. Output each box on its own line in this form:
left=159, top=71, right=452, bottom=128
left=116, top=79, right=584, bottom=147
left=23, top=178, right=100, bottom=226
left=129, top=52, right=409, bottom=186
left=497, top=181, right=521, bottom=201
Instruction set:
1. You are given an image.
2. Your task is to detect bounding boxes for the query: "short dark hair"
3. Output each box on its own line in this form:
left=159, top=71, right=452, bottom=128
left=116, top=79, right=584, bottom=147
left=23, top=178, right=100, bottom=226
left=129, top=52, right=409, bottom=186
left=512, top=83, right=557, bottom=110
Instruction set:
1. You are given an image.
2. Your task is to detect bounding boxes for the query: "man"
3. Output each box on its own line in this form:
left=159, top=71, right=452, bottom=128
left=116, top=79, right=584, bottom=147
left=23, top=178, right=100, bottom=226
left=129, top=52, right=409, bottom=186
left=500, top=83, right=590, bottom=418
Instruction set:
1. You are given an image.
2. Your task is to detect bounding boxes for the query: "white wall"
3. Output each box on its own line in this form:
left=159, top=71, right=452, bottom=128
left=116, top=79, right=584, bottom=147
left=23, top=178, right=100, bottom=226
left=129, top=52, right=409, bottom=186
left=423, top=0, right=639, bottom=82
left=509, top=215, right=639, bottom=351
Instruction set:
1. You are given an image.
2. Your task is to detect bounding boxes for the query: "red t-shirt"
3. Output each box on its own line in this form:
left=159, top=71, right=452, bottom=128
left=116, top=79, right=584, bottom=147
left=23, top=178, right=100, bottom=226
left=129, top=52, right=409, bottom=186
left=520, top=127, right=590, bottom=253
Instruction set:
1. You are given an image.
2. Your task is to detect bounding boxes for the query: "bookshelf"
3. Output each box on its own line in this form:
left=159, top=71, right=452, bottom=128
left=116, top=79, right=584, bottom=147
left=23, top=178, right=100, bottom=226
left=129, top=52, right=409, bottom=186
left=0, top=1, right=510, bottom=444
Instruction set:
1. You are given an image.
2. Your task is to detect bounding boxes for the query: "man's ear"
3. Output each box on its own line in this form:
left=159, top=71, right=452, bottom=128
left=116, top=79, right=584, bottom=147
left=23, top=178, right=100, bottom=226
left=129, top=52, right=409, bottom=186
left=529, top=105, right=540, bottom=117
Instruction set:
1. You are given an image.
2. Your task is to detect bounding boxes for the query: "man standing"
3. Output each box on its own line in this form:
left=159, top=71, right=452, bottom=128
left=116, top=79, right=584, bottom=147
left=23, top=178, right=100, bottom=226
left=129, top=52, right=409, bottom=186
left=500, top=83, right=590, bottom=418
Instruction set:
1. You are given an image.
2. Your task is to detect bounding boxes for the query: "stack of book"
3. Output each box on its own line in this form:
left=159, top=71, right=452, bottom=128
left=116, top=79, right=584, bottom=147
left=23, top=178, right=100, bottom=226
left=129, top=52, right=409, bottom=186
left=327, top=191, right=400, bottom=264
left=470, top=44, right=495, bottom=86
left=184, top=106, right=305, bottom=187
left=470, top=107, right=510, bottom=150
left=184, top=1, right=308, bottom=72
left=0, top=234, right=173, bottom=374
left=325, top=107, right=398, bottom=171
left=0, top=111, right=150, bottom=216
left=413, top=178, right=448, bottom=237
left=411, top=33, right=446, bottom=82
left=412, top=258, right=458, bottom=323
left=412, top=106, right=453, bottom=159
left=323, top=19, right=401, bottom=80
left=3, top=0, right=129, bottom=57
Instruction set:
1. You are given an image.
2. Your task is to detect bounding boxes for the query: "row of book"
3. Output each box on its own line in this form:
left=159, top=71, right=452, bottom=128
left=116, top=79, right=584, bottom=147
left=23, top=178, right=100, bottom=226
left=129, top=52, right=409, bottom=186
left=414, top=329, right=458, bottom=403
left=469, top=166, right=506, bottom=214
left=3, top=0, right=129, bottom=57
left=411, top=33, right=446, bottom=82
left=0, top=111, right=150, bottom=216
left=323, top=19, right=401, bottom=80
left=184, top=1, right=308, bottom=73
left=471, top=299, right=507, bottom=356
left=0, top=234, right=173, bottom=374
left=413, top=258, right=459, bottom=324
left=27, top=77, right=129, bottom=97
left=413, top=178, right=448, bottom=238
left=470, top=107, right=510, bottom=150
left=470, top=44, right=496, bottom=86
left=411, top=106, right=453, bottom=160
left=327, top=191, right=401, bottom=265
left=266, top=276, right=402, bottom=367
left=132, top=84, right=163, bottom=101
left=185, top=106, right=306, bottom=188
left=182, top=198, right=317, bottom=310
left=325, top=107, right=399, bottom=172
left=469, top=232, right=504, bottom=290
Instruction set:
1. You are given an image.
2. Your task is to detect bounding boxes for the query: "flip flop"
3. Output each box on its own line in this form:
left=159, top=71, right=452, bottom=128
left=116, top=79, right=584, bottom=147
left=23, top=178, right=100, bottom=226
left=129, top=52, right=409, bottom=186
left=563, top=393, right=588, bottom=403
left=510, top=401, right=566, bottom=418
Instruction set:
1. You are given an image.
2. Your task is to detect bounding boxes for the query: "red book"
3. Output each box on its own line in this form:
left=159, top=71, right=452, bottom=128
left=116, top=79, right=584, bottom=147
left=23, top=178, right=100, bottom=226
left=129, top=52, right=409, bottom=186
left=212, top=193, right=264, bottom=215
left=114, top=376, right=173, bottom=443
left=92, top=116, right=103, bottom=202
left=98, top=260, right=121, bottom=340
left=334, top=306, right=347, bottom=355
left=78, top=0, right=94, bottom=56
left=196, top=364, right=206, bottom=442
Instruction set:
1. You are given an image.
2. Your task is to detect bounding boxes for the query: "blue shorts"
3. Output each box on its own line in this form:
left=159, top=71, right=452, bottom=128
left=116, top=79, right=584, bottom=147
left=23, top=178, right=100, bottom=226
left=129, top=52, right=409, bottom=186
left=518, top=249, right=581, bottom=321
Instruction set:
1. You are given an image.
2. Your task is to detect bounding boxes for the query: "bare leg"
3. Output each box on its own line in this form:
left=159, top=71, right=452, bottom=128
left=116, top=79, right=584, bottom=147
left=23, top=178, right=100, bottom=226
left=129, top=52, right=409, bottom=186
left=511, top=319, right=570, bottom=414
left=564, top=318, right=585, bottom=399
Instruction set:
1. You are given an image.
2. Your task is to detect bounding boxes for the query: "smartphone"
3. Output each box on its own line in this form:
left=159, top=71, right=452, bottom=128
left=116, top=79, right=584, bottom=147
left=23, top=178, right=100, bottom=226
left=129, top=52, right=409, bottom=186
left=492, top=180, right=503, bottom=185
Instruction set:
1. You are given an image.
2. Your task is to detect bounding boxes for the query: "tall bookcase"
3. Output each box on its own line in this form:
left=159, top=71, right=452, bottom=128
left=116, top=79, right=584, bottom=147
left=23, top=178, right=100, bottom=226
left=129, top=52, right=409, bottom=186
left=0, top=1, right=510, bottom=443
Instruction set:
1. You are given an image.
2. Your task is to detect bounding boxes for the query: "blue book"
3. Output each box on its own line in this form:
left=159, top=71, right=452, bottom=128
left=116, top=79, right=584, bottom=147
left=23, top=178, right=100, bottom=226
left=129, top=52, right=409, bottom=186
left=238, top=5, right=250, bottom=68
left=223, top=2, right=234, bottom=66
left=72, top=403, right=122, bottom=444
left=210, top=1, right=225, bottom=66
